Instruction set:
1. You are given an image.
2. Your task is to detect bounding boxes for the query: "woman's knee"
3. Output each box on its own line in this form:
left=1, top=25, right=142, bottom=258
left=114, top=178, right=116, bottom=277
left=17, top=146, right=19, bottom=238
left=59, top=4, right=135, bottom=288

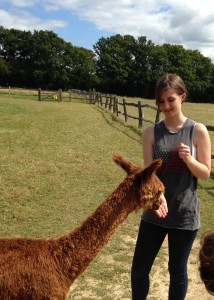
left=168, top=266, right=188, bottom=284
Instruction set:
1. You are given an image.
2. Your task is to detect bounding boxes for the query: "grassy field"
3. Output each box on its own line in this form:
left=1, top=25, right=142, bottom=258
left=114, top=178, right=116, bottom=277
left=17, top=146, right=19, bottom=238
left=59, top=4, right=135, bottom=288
left=0, top=90, right=213, bottom=299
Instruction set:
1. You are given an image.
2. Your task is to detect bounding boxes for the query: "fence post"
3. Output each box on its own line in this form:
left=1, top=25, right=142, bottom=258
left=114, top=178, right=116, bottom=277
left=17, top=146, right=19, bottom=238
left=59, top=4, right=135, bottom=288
left=95, top=92, right=99, bottom=104
left=114, top=97, right=119, bottom=116
left=105, top=96, right=109, bottom=108
left=138, top=101, right=143, bottom=128
left=155, top=108, right=160, bottom=123
left=89, top=89, right=95, bottom=103
left=99, top=94, right=103, bottom=106
left=113, top=97, right=115, bottom=113
left=58, top=89, right=62, bottom=101
left=123, top=98, right=128, bottom=122
left=93, top=88, right=96, bottom=101
left=89, top=89, right=92, bottom=102
left=38, top=88, right=42, bottom=101
left=109, top=96, right=112, bottom=110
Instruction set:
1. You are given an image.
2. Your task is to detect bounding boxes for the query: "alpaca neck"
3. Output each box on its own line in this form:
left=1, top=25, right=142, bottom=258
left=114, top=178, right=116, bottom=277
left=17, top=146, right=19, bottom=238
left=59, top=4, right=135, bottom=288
left=58, top=179, right=138, bottom=282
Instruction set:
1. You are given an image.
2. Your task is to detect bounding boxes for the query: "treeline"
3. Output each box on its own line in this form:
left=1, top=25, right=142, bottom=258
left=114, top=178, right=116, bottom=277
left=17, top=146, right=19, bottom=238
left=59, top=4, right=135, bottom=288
left=0, top=26, right=214, bottom=103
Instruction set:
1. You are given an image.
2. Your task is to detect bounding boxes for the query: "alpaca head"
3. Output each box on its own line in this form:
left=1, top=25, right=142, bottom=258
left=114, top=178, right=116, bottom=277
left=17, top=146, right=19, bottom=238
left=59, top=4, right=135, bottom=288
left=113, top=154, right=165, bottom=211
left=138, top=159, right=164, bottom=210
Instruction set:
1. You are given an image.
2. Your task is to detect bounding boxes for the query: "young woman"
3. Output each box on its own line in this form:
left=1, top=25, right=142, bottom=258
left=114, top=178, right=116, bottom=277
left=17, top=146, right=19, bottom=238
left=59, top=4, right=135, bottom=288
left=131, top=73, right=211, bottom=300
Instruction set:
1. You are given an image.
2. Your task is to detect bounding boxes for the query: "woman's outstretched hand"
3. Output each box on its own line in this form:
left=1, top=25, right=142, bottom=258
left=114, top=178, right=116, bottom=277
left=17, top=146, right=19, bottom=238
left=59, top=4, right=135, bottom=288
left=178, top=142, right=191, bottom=163
left=155, top=194, right=168, bottom=218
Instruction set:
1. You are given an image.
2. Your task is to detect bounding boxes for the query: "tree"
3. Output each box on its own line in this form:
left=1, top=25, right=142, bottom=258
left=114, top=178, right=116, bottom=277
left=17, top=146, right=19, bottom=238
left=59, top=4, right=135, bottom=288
left=94, top=34, right=156, bottom=96
left=185, top=49, right=214, bottom=102
left=29, top=30, right=69, bottom=89
left=0, top=57, right=9, bottom=85
left=0, top=27, right=97, bottom=90
left=128, top=36, right=155, bottom=97
left=149, top=44, right=214, bottom=102
left=66, top=46, right=98, bottom=90
left=0, top=27, right=33, bottom=86
left=0, top=26, right=213, bottom=102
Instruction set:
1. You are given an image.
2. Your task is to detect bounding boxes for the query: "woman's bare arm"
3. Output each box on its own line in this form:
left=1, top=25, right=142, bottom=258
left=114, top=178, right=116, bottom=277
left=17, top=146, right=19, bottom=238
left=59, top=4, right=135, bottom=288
left=178, top=123, right=211, bottom=179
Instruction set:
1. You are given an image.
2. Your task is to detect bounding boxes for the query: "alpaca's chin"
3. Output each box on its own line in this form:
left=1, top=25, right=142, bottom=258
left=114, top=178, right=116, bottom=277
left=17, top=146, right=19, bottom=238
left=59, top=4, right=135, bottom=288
left=140, top=195, right=162, bottom=211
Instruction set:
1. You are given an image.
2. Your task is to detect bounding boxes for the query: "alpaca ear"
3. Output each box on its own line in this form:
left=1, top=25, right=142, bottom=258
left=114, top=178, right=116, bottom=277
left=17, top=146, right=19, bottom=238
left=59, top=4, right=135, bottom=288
left=141, top=159, right=162, bottom=186
left=113, top=154, right=139, bottom=175
left=143, top=159, right=162, bottom=177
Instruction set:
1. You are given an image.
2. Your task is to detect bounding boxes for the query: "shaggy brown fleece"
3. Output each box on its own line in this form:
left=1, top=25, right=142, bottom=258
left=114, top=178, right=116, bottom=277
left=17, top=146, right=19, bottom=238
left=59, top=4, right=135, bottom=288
left=0, top=155, right=164, bottom=299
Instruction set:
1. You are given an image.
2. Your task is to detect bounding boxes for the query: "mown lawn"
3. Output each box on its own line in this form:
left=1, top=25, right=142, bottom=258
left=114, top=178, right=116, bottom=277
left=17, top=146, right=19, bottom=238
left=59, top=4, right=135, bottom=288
left=0, top=92, right=213, bottom=299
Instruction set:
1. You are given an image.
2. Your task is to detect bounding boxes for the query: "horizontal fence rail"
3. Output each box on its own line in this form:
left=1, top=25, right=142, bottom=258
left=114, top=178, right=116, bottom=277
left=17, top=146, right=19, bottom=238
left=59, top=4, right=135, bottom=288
left=85, top=89, right=160, bottom=127
left=38, top=88, right=63, bottom=102
left=38, top=88, right=88, bottom=102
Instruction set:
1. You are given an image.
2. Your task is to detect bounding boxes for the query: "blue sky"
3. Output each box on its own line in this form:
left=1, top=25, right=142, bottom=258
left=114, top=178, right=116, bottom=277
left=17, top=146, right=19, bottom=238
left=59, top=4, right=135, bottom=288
left=0, top=0, right=214, bottom=61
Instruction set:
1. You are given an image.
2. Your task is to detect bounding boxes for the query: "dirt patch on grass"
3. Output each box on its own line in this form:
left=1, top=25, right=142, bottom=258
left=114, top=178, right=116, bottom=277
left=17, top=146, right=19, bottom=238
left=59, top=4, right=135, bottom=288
left=68, top=237, right=212, bottom=300
left=147, top=239, right=212, bottom=300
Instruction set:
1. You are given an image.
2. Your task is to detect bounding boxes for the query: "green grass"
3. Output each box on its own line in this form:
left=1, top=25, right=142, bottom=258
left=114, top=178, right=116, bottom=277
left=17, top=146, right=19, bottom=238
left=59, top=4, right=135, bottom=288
left=0, top=92, right=213, bottom=299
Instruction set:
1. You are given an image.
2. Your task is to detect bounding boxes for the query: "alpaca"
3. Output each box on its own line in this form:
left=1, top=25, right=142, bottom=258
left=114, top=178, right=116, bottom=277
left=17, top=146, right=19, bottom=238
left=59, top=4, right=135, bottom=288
left=0, top=154, right=164, bottom=300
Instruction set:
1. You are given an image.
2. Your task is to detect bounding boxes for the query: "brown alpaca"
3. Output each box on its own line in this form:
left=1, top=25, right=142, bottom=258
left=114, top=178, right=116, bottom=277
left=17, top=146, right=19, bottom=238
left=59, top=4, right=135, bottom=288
left=0, top=155, right=164, bottom=300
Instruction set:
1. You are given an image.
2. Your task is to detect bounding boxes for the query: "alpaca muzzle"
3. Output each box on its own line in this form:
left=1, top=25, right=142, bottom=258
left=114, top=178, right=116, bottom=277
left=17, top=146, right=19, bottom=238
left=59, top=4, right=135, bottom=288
left=140, top=192, right=162, bottom=211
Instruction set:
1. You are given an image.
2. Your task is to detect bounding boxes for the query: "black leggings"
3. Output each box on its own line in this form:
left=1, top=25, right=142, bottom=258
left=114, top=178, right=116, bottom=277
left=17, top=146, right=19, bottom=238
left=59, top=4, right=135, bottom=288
left=131, top=220, right=197, bottom=300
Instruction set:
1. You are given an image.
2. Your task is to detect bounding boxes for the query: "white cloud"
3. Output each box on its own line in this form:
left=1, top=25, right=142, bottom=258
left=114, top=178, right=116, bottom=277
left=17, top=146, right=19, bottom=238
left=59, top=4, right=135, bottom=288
left=1, top=0, right=214, bottom=61
left=9, top=0, right=34, bottom=7
left=43, top=0, right=214, bottom=60
left=0, top=9, right=66, bottom=31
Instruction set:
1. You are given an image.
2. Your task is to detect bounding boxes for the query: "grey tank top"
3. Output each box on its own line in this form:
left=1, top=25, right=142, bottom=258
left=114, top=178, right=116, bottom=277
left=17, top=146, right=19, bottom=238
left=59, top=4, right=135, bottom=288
left=142, top=118, right=200, bottom=230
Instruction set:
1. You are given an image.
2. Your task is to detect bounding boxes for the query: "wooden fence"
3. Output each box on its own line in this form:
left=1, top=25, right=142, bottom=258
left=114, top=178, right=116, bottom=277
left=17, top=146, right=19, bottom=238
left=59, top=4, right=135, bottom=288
left=37, top=88, right=159, bottom=128
left=0, top=86, right=38, bottom=97
left=38, top=88, right=64, bottom=102
left=37, top=89, right=86, bottom=102
left=0, top=86, right=213, bottom=158
left=88, top=90, right=160, bottom=128
left=69, top=89, right=214, bottom=159
left=70, top=89, right=160, bottom=127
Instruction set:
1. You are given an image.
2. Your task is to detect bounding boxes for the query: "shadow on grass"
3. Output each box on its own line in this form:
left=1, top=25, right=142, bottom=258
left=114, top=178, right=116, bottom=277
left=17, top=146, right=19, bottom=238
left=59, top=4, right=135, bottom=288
left=91, top=104, right=142, bottom=145
left=206, top=125, right=214, bottom=131
left=198, top=169, right=214, bottom=200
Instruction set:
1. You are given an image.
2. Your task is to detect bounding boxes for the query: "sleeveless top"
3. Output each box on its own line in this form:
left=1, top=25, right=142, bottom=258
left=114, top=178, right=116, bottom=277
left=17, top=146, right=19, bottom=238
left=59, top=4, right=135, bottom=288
left=142, top=118, right=200, bottom=231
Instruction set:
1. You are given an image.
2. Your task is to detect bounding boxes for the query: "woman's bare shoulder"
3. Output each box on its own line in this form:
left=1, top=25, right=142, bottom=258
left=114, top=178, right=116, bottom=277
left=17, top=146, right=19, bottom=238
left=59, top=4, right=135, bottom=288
left=194, top=122, right=208, bottom=132
left=142, top=125, right=155, bottom=137
left=194, top=123, right=210, bottom=141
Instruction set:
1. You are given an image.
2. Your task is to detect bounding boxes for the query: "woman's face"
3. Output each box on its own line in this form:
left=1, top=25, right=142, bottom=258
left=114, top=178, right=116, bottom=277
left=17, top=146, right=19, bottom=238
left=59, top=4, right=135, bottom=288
left=158, top=88, right=186, bottom=118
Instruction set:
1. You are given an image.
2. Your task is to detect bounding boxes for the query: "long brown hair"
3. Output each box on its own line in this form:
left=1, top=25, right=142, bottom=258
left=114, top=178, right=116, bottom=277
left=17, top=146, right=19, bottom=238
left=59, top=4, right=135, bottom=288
left=199, top=230, right=214, bottom=295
